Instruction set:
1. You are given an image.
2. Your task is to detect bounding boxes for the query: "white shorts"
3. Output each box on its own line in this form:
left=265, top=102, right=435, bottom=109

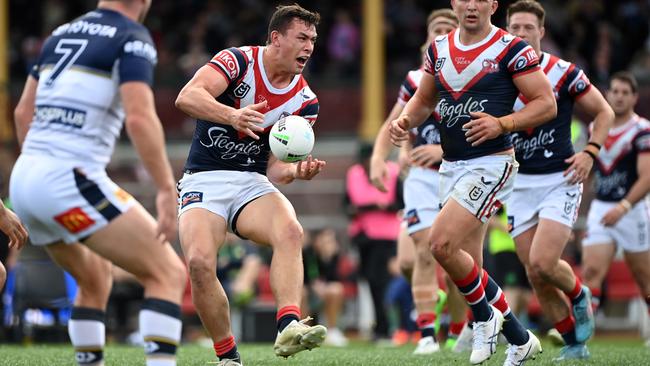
left=439, top=154, right=518, bottom=223
left=507, top=172, right=582, bottom=238
left=176, top=170, right=279, bottom=236
left=403, top=167, right=440, bottom=235
left=583, top=199, right=650, bottom=253
left=9, top=154, right=135, bottom=245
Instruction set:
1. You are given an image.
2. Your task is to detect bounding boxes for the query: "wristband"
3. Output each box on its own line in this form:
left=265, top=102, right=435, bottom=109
left=587, top=141, right=602, bottom=150
left=583, top=144, right=600, bottom=158
left=619, top=199, right=632, bottom=212
left=583, top=149, right=597, bottom=161
left=498, top=116, right=516, bottom=132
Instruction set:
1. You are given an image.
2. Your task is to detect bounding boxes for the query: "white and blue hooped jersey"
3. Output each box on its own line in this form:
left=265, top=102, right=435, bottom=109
left=397, top=68, right=442, bottom=169
left=23, top=9, right=157, bottom=166
left=512, top=52, right=591, bottom=174
left=593, top=115, right=650, bottom=201
left=424, top=26, right=540, bottom=161
left=184, top=46, right=319, bottom=175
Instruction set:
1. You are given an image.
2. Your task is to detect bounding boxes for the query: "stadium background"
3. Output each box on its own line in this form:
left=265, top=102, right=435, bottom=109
left=1, top=0, right=650, bottom=360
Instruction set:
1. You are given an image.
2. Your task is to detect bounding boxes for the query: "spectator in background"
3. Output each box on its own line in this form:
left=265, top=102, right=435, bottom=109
left=327, top=9, right=359, bottom=77
left=302, top=228, right=349, bottom=347
left=0, top=200, right=27, bottom=292
left=344, top=143, right=403, bottom=341
left=217, top=234, right=262, bottom=309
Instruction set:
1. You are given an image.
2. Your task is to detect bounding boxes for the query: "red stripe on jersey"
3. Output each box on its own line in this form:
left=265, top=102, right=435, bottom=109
left=448, top=29, right=502, bottom=74
left=554, top=63, right=575, bottom=95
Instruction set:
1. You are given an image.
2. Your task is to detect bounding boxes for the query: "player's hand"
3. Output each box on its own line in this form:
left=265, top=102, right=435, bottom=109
left=229, top=100, right=267, bottom=140
left=0, top=206, right=28, bottom=250
left=410, top=145, right=442, bottom=168
left=369, top=155, right=389, bottom=192
left=294, top=155, right=326, bottom=180
left=601, top=204, right=626, bottom=227
left=389, top=115, right=411, bottom=146
left=563, top=152, right=594, bottom=184
left=155, top=187, right=178, bottom=244
left=464, top=112, right=504, bottom=146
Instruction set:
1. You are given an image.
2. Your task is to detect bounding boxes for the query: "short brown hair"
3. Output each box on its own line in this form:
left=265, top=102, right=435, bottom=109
left=267, top=4, right=320, bottom=44
left=610, top=71, right=638, bottom=93
left=507, top=0, right=545, bottom=27
left=427, top=9, right=458, bottom=27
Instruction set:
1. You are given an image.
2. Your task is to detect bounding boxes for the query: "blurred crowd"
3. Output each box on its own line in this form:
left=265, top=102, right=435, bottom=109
left=8, top=0, right=650, bottom=92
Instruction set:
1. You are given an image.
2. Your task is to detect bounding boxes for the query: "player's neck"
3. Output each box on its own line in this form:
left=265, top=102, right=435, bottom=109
left=459, top=23, right=493, bottom=46
left=614, top=111, right=635, bottom=127
left=98, top=3, right=139, bottom=22
left=261, top=47, right=294, bottom=89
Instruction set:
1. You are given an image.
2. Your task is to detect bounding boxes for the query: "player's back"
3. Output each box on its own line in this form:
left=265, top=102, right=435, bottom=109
left=23, top=9, right=157, bottom=166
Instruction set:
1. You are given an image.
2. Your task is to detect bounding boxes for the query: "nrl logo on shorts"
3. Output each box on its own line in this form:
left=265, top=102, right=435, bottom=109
left=469, top=186, right=483, bottom=201
left=435, top=57, right=446, bottom=72
left=564, top=201, right=573, bottom=216
left=233, top=82, right=251, bottom=98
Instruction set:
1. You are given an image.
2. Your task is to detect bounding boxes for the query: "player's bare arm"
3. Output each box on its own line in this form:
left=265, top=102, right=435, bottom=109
left=601, top=152, right=650, bottom=226
left=0, top=203, right=28, bottom=250
left=267, top=154, right=326, bottom=185
left=13, top=76, right=38, bottom=146
left=122, top=81, right=177, bottom=242
left=464, top=69, right=556, bottom=146
left=175, top=65, right=266, bottom=140
left=371, top=102, right=405, bottom=192
left=564, top=87, right=615, bottom=184
left=390, top=72, right=438, bottom=146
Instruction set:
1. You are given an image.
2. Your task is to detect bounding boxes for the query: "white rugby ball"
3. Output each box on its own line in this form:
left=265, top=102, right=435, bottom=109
left=269, top=115, right=314, bottom=162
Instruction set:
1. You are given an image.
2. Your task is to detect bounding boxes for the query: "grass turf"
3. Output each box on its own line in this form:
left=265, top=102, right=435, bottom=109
left=0, top=338, right=649, bottom=365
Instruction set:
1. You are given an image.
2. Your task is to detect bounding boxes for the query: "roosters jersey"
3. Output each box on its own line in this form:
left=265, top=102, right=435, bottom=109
left=23, top=9, right=157, bottom=166
left=512, top=52, right=591, bottom=174
left=184, top=46, right=319, bottom=175
left=397, top=68, right=441, bottom=169
left=593, top=115, right=650, bottom=201
left=424, top=26, right=540, bottom=161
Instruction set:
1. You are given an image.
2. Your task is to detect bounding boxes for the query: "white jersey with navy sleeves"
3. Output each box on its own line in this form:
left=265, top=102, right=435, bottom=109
left=23, top=9, right=157, bottom=166
left=184, top=46, right=319, bottom=175
left=593, top=115, right=650, bottom=202
left=424, top=26, right=540, bottom=161
left=512, top=52, right=591, bottom=174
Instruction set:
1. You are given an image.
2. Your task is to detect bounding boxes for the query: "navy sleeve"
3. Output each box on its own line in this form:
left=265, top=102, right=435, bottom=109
left=118, top=27, right=157, bottom=86
left=565, top=64, right=592, bottom=99
left=505, top=37, right=540, bottom=78
left=208, top=47, right=249, bottom=83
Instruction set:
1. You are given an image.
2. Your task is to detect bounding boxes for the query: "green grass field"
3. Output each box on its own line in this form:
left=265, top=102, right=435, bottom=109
left=1, top=337, right=649, bottom=365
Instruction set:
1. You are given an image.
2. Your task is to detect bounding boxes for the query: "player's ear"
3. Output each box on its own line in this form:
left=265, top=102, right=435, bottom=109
left=540, top=26, right=545, bottom=39
left=491, top=0, right=498, bottom=14
left=270, top=30, right=281, bottom=47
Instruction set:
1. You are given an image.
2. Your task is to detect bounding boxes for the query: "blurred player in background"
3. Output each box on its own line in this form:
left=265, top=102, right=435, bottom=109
left=174, top=4, right=327, bottom=365
left=390, top=0, right=557, bottom=364
left=581, top=72, right=650, bottom=346
left=10, top=1, right=188, bottom=365
left=505, top=0, right=614, bottom=360
left=0, top=201, right=28, bottom=290
left=370, top=8, right=467, bottom=355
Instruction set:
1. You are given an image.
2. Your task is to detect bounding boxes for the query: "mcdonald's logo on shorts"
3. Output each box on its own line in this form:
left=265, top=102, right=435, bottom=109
left=54, top=207, right=95, bottom=234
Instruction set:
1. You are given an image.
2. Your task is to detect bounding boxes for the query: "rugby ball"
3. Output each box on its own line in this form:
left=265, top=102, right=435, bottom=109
left=269, top=115, right=314, bottom=162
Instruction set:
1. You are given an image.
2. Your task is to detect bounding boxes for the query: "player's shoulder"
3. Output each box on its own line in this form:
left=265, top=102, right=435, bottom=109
left=496, top=28, right=524, bottom=47
left=637, top=116, right=650, bottom=130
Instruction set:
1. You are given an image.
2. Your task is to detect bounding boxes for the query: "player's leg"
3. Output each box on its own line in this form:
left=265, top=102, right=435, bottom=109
left=581, top=243, right=616, bottom=313
left=430, top=200, right=502, bottom=363
left=85, top=203, right=187, bottom=366
left=0, top=262, right=5, bottom=292
left=46, top=242, right=113, bottom=366
left=446, top=274, right=470, bottom=350
left=236, top=192, right=326, bottom=357
left=623, top=249, right=650, bottom=339
left=411, top=227, right=441, bottom=354
left=397, top=227, right=415, bottom=281
left=322, top=282, right=348, bottom=346
left=178, top=208, right=239, bottom=362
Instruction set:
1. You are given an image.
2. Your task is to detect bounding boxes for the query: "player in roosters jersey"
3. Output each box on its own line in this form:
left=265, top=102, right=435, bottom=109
left=581, top=72, right=650, bottom=347
left=174, top=5, right=326, bottom=364
left=370, top=8, right=469, bottom=355
left=10, top=2, right=188, bottom=365
left=505, top=0, right=614, bottom=361
left=390, top=0, right=556, bottom=364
